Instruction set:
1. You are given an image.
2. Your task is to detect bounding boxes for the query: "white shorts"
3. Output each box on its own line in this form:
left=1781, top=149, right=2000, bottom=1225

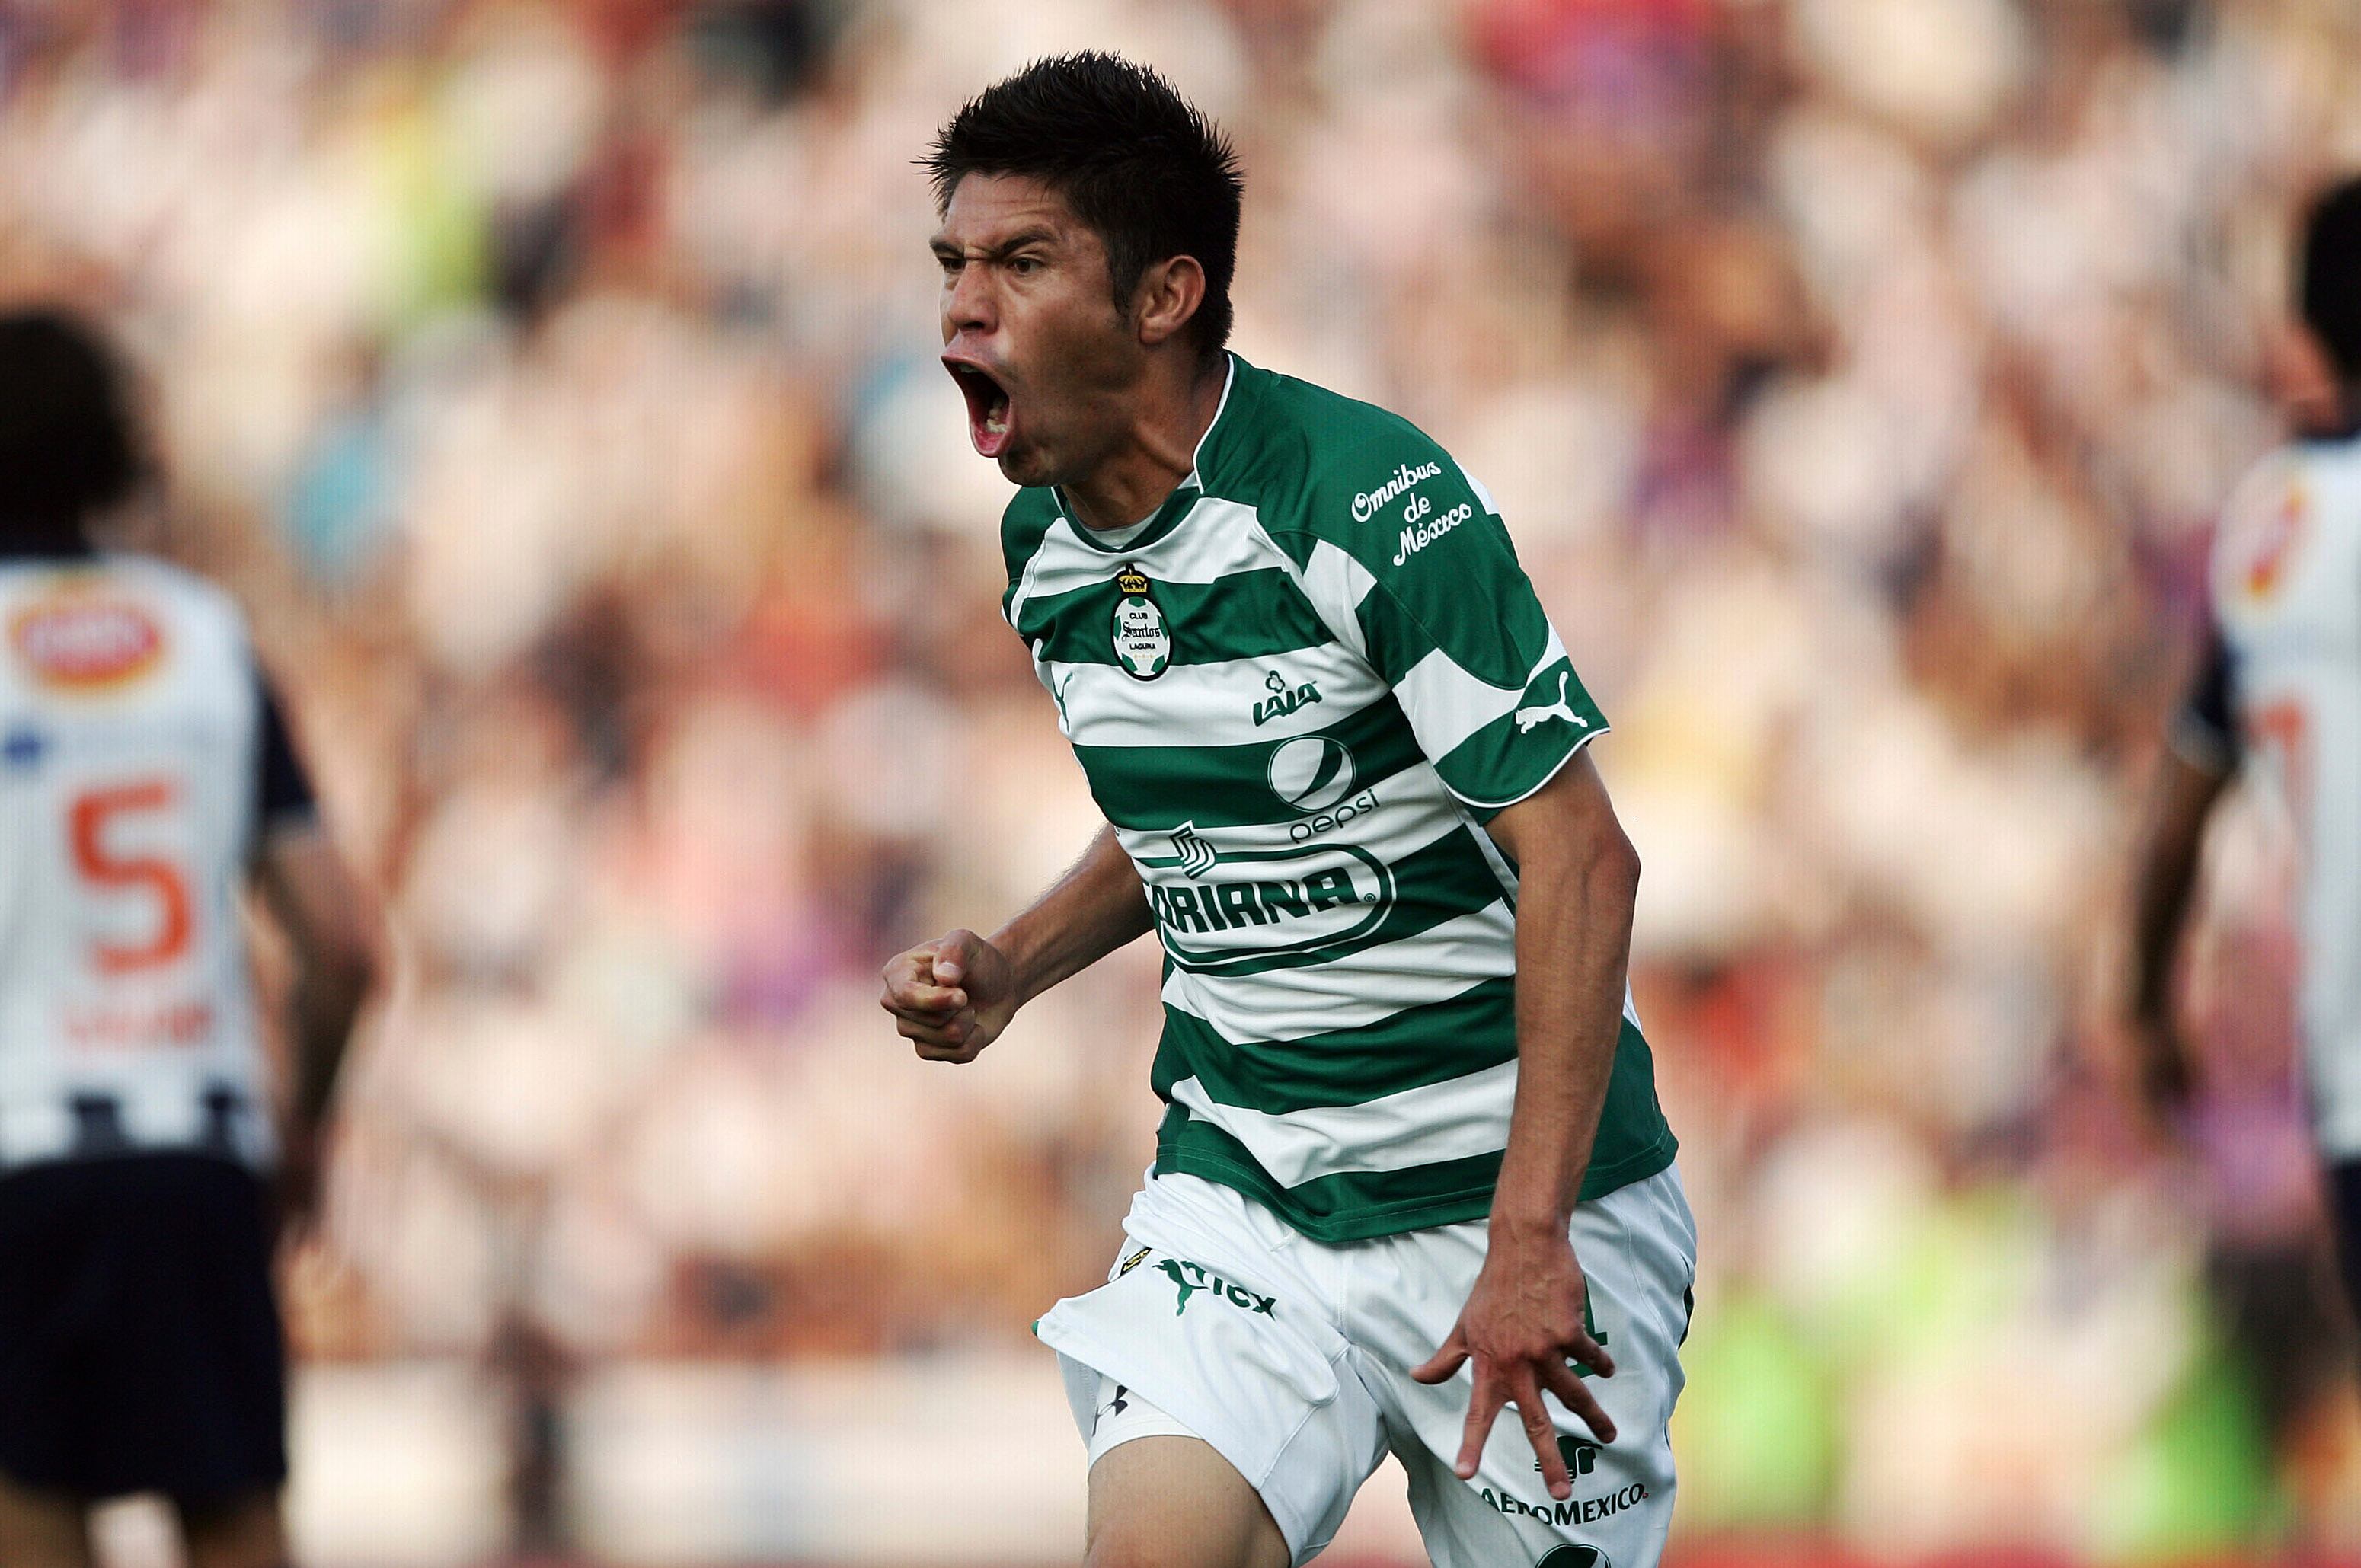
left=1038, top=1164, right=1696, bottom=1568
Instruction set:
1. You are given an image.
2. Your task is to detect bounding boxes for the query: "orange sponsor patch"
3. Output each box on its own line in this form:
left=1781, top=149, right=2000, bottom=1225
left=9, top=592, right=165, bottom=688
left=2241, top=481, right=2307, bottom=599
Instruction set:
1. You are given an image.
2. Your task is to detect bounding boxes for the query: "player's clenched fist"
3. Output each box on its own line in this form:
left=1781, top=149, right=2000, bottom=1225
left=880, top=929, right=1019, bottom=1063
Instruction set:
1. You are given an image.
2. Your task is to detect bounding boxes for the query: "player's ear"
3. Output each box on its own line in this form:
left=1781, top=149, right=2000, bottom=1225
left=1134, top=255, right=1206, bottom=350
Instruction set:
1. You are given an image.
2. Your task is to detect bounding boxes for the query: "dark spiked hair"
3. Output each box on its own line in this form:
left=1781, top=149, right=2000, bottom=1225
left=0, top=309, right=139, bottom=548
left=2301, top=174, right=2361, bottom=382
left=925, top=52, right=1243, bottom=363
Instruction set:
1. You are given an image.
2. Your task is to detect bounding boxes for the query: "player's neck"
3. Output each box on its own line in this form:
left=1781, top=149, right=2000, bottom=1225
left=1063, top=356, right=1228, bottom=535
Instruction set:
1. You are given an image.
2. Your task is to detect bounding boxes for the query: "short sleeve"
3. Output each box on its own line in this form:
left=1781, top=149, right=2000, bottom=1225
left=254, top=676, right=318, bottom=831
left=1295, top=437, right=1608, bottom=820
left=2167, top=627, right=2239, bottom=776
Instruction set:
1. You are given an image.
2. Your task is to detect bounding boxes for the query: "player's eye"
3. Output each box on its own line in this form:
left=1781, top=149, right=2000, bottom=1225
left=1009, top=254, right=1043, bottom=276
left=936, top=253, right=964, bottom=277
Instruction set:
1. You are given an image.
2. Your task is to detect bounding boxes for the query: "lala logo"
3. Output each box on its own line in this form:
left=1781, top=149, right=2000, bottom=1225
left=10, top=590, right=165, bottom=689
left=1251, top=669, right=1321, bottom=726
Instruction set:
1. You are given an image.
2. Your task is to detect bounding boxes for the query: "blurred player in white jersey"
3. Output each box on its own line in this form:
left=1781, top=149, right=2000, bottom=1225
left=0, top=311, right=376, bottom=1568
left=2129, top=177, right=2361, bottom=1334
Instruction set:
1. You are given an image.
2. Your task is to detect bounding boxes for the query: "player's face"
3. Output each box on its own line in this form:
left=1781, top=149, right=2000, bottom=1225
left=934, top=174, right=1142, bottom=490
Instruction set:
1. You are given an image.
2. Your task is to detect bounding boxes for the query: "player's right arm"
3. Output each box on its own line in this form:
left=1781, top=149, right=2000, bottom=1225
left=244, top=679, right=379, bottom=1238
left=2126, top=629, right=2238, bottom=1121
left=251, top=824, right=378, bottom=1228
left=880, top=823, right=1152, bottom=1063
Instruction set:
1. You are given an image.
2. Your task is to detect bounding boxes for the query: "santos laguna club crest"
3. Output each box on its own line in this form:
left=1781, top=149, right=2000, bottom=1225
left=1110, top=564, right=1171, bottom=680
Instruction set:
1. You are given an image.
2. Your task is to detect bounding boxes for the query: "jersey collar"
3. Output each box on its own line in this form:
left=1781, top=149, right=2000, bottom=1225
left=1056, top=353, right=1241, bottom=555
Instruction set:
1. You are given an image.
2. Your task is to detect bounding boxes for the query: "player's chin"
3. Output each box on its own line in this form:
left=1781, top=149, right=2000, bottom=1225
left=995, top=439, right=1054, bottom=488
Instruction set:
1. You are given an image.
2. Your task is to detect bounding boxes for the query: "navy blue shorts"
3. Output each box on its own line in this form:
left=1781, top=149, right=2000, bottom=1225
left=0, top=1153, right=286, bottom=1503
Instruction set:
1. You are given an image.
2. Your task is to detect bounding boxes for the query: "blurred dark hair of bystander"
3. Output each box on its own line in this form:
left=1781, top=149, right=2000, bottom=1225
left=0, top=309, right=140, bottom=554
left=2299, top=174, right=2361, bottom=385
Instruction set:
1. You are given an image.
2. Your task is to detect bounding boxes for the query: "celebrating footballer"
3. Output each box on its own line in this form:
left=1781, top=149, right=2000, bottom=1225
left=883, top=54, right=1692, bottom=1568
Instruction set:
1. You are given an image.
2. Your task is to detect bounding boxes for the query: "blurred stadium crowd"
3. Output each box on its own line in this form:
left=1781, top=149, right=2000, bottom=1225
left=5, top=0, right=2361, bottom=1556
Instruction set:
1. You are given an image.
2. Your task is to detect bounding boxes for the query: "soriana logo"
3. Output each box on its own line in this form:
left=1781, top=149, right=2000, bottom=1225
left=10, top=592, right=165, bottom=689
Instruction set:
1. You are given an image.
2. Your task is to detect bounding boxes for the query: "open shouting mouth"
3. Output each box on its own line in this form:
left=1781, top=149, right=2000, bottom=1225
left=944, top=356, right=1014, bottom=459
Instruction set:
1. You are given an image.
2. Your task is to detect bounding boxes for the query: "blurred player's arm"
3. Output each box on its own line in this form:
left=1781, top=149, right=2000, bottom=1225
left=880, top=823, right=1151, bottom=1063
left=2126, top=631, right=2238, bottom=1116
left=245, top=682, right=380, bottom=1234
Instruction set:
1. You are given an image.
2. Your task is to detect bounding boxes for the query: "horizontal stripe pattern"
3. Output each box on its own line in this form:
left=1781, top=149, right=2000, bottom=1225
left=1160, top=902, right=1518, bottom=1041
left=1018, top=567, right=1334, bottom=669
left=1153, top=1015, right=1679, bottom=1241
left=1155, top=1110, right=1506, bottom=1241
left=1150, top=976, right=1521, bottom=1112
left=1075, top=693, right=1429, bottom=830
left=1169, top=1057, right=1519, bottom=1185
left=1017, top=497, right=1293, bottom=602
left=1049, top=641, right=1389, bottom=749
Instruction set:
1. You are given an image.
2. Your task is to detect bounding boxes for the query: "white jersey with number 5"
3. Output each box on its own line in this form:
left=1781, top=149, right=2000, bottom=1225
left=0, top=557, right=278, bottom=1170
left=2203, top=432, right=2361, bottom=1161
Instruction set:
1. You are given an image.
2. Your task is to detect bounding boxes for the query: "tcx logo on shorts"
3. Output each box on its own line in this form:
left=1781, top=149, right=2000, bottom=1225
left=1155, top=1257, right=1276, bottom=1318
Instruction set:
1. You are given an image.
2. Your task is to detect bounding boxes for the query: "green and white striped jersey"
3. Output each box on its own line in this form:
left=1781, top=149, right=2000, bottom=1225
left=1002, top=356, right=1676, bottom=1242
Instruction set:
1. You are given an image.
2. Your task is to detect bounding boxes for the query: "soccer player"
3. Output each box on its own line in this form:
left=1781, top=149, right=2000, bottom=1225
left=881, top=56, right=1691, bottom=1568
left=0, top=310, right=376, bottom=1568
left=2128, top=175, right=2361, bottom=1336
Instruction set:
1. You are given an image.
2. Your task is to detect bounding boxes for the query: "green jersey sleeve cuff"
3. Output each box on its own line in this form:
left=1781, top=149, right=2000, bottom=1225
left=1430, top=653, right=1612, bottom=822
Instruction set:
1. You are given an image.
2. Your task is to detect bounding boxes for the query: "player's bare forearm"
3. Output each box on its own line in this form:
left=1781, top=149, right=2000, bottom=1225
left=882, top=825, right=1150, bottom=1063
left=1411, top=754, right=1633, bottom=1496
left=251, top=823, right=379, bottom=1239
left=1484, top=753, right=1639, bottom=1233
left=2129, top=747, right=2229, bottom=1023
left=287, top=947, right=370, bottom=1128
left=992, top=823, right=1155, bottom=1006
left=2123, top=746, right=2231, bottom=1116
left=253, top=826, right=379, bottom=1133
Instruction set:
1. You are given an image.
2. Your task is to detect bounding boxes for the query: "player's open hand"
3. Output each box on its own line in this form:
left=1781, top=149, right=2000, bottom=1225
left=1411, top=1221, right=1615, bottom=1503
left=880, top=929, right=1019, bottom=1063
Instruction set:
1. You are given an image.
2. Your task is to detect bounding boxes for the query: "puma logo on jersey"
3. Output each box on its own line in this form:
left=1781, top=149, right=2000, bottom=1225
left=1515, top=672, right=1588, bottom=734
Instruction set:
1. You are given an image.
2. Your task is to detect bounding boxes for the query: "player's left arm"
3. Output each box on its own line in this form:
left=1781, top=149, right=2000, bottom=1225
left=1299, top=429, right=1627, bottom=1502
left=2125, top=628, right=2238, bottom=1123
left=1411, top=753, right=1633, bottom=1502
left=244, top=679, right=380, bottom=1240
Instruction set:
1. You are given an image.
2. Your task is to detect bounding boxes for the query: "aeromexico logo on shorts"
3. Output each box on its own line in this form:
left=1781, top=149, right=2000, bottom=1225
left=1153, top=1257, right=1276, bottom=1319
left=1138, top=832, right=1395, bottom=975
